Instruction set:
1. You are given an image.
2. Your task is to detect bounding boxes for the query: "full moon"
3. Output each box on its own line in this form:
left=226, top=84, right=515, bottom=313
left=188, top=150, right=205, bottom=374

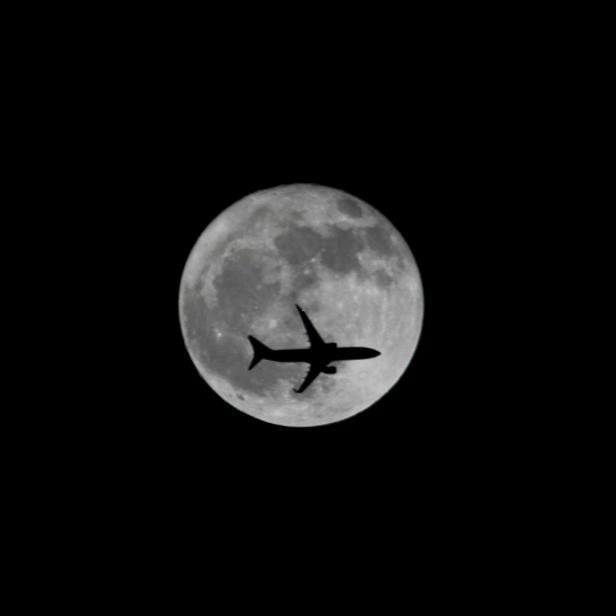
left=178, top=184, right=423, bottom=427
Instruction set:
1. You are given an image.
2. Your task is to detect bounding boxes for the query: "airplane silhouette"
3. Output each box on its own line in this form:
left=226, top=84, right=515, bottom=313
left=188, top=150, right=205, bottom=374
left=247, top=304, right=381, bottom=393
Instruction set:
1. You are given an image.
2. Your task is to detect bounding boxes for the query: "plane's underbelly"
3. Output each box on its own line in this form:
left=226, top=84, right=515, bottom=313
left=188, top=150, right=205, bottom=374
left=333, top=347, right=376, bottom=361
left=270, top=349, right=312, bottom=363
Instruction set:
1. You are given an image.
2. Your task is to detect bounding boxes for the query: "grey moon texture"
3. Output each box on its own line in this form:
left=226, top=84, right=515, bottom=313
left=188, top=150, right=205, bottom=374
left=178, top=184, right=424, bottom=427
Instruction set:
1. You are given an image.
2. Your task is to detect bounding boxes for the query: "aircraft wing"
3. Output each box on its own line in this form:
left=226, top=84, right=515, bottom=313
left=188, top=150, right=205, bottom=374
left=293, top=362, right=322, bottom=393
left=295, top=304, right=325, bottom=347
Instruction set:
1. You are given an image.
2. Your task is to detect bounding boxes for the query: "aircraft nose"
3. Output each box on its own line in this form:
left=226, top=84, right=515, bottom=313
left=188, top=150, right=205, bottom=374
left=369, top=349, right=381, bottom=358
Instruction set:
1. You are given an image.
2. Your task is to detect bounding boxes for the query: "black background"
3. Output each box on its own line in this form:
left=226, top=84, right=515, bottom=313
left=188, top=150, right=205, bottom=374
left=16, top=15, right=578, bottom=599
left=87, top=78, right=523, bottom=499
left=9, top=8, right=599, bottom=604
left=32, top=23, right=553, bottom=543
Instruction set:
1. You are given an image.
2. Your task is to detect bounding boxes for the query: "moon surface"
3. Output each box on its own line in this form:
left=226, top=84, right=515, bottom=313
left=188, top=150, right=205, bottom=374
left=178, top=184, right=423, bottom=427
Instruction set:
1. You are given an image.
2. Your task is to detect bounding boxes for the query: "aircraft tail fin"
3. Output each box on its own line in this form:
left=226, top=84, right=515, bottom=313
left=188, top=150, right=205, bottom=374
left=248, top=335, right=270, bottom=370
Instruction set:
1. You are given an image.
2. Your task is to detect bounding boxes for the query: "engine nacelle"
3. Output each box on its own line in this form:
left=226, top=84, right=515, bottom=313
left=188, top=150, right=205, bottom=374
left=322, top=365, right=337, bottom=374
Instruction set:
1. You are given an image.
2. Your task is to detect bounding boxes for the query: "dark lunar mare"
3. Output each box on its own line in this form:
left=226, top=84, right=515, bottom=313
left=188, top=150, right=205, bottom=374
left=337, top=197, right=363, bottom=218
left=212, top=248, right=281, bottom=329
left=274, top=223, right=366, bottom=276
left=373, top=269, right=394, bottom=288
left=273, top=220, right=402, bottom=292
left=362, top=224, right=396, bottom=258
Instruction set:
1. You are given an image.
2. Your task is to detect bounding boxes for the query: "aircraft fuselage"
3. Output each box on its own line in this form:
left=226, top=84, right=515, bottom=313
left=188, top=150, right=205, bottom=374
left=263, top=345, right=380, bottom=364
left=247, top=305, right=381, bottom=392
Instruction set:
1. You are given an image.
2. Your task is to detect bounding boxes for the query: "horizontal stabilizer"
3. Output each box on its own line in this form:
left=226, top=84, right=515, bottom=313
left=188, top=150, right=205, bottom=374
left=248, top=335, right=270, bottom=370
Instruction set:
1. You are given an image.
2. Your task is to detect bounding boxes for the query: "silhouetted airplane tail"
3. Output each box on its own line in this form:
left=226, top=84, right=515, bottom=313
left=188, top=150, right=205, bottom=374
left=248, top=335, right=271, bottom=370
